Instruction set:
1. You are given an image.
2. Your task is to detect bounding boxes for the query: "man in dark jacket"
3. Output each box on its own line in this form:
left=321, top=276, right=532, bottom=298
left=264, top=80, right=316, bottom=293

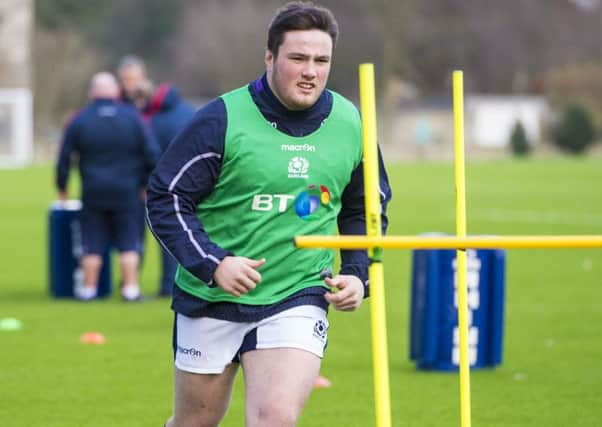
left=146, top=83, right=196, bottom=296
left=56, top=72, right=160, bottom=301
left=117, top=56, right=199, bottom=297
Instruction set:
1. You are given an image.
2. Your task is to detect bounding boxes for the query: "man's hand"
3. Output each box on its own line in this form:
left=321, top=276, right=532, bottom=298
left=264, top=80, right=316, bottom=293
left=213, top=256, right=266, bottom=297
left=324, top=274, right=365, bottom=311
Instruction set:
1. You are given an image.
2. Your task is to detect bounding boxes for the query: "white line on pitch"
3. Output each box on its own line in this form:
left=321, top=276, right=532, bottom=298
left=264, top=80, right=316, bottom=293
left=471, top=208, right=602, bottom=227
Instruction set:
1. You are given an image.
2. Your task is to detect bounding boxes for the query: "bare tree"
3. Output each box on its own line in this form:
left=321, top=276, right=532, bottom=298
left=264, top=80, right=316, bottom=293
left=0, top=0, right=32, bottom=88
left=170, top=0, right=382, bottom=98
left=33, top=28, right=104, bottom=133
left=171, top=0, right=279, bottom=96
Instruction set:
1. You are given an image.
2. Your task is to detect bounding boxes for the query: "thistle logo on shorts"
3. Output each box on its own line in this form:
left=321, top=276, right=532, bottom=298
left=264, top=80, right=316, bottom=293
left=313, top=320, right=328, bottom=341
left=288, top=156, right=309, bottom=179
left=177, top=345, right=202, bottom=357
left=294, top=184, right=331, bottom=220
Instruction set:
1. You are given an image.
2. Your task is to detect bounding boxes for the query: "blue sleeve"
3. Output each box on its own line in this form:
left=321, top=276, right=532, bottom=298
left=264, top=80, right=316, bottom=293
left=146, top=98, right=231, bottom=284
left=55, top=116, right=80, bottom=191
left=337, top=146, right=392, bottom=298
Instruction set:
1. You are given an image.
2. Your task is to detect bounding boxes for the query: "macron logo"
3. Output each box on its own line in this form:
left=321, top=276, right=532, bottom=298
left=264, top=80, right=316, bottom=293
left=281, top=144, right=316, bottom=153
left=177, top=345, right=202, bottom=357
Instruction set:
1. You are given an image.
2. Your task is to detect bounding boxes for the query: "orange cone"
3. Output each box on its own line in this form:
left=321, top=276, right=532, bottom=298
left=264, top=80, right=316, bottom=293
left=80, top=332, right=106, bottom=345
left=314, top=374, right=332, bottom=389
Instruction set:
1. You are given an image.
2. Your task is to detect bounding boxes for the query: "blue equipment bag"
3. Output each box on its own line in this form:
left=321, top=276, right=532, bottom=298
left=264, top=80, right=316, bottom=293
left=48, top=201, right=112, bottom=298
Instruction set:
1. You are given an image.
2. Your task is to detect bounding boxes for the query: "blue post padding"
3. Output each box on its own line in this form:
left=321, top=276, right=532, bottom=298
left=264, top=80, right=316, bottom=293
left=409, top=247, right=506, bottom=371
left=489, top=250, right=506, bottom=366
left=409, top=250, right=441, bottom=366
left=48, top=202, right=112, bottom=298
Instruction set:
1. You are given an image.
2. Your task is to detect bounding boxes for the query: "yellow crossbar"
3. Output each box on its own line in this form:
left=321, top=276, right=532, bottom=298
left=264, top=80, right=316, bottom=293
left=294, top=235, right=602, bottom=250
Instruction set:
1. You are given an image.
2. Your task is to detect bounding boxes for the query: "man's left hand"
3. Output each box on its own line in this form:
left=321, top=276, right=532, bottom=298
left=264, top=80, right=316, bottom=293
left=324, top=274, right=364, bottom=311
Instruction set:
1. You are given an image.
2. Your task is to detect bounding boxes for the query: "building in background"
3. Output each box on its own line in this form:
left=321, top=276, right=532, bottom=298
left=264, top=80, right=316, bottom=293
left=385, top=94, right=549, bottom=160
left=466, top=95, right=548, bottom=149
left=0, top=0, right=33, bottom=167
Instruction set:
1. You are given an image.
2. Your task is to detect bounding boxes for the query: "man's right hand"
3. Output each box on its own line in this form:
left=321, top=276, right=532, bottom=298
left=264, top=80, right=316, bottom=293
left=213, top=256, right=266, bottom=297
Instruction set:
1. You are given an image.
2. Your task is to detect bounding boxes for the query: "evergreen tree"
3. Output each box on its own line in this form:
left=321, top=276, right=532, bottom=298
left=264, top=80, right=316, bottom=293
left=554, top=103, right=597, bottom=154
left=509, top=121, right=531, bottom=156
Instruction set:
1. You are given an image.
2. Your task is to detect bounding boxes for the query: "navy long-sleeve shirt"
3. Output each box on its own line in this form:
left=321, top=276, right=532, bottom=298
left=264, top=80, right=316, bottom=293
left=147, top=74, right=391, bottom=318
left=57, top=98, right=160, bottom=210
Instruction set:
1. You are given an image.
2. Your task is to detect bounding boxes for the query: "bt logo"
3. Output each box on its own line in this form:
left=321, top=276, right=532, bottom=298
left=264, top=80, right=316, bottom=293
left=251, top=194, right=294, bottom=212
left=251, top=184, right=331, bottom=220
left=294, top=184, right=331, bottom=220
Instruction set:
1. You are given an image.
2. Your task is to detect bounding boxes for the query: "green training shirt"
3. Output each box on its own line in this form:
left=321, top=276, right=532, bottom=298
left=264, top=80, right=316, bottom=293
left=175, top=86, right=363, bottom=304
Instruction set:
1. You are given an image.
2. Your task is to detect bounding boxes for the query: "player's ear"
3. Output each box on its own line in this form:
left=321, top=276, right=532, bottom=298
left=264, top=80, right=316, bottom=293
left=265, top=49, right=274, bottom=72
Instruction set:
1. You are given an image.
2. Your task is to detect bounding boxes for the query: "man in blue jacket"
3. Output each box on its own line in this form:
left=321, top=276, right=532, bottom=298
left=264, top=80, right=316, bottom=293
left=146, top=83, right=196, bottom=296
left=117, top=56, right=198, bottom=297
left=56, top=72, right=160, bottom=301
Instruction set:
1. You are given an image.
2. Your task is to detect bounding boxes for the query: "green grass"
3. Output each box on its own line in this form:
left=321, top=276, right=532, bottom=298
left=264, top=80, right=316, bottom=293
left=1, top=158, right=601, bottom=426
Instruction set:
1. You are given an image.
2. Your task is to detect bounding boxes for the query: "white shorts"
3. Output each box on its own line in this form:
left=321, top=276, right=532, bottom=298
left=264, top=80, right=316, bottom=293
left=174, top=305, right=329, bottom=374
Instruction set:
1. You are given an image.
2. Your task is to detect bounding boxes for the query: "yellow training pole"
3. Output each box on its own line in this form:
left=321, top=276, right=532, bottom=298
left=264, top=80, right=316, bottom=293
left=295, top=235, right=602, bottom=250
left=359, top=63, right=391, bottom=427
left=453, top=70, right=471, bottom=427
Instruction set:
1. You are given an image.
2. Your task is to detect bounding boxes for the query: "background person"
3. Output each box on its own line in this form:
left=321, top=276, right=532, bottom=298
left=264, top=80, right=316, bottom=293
left=116, top=55, right=152, bottom=109
left=146, top=83, right=196, bottom=296
left=146, top=2, right=391, bottom=426
left=116, top=55, right=154, bottom=278
left=117, top=55, right=197, bottom=297
left=56, top=72, right=160, bottom=301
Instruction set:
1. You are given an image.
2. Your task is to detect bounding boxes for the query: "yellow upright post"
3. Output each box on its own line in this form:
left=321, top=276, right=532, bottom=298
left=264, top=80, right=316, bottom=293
left=359, top=63, right=391, bottom=427
left=453, top=70, right=472, bottom=427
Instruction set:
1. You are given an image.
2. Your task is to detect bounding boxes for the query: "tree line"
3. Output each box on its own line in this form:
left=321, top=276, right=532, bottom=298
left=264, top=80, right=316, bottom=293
left=35, top=0, right=602, bottom=136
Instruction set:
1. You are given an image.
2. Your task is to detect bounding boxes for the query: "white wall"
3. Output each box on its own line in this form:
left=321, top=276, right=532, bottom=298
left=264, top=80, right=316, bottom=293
left=0, top=89, right=33, bottom=167
left=466, top=95, right=548, bottom=148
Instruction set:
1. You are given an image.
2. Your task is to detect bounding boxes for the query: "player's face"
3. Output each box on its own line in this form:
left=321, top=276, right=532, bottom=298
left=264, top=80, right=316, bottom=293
left=266, top=29, right=333, bottom=111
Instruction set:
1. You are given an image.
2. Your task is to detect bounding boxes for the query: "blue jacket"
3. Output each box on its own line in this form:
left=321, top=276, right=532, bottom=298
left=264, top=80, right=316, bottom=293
left=56, top=98, right=160, bottom=210
left=146, top=84, right=196, bottom=154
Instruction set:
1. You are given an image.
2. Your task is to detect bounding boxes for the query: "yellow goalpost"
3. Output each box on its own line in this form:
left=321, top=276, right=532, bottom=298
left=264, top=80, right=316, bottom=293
left=295, top=65, right=602, bottom=427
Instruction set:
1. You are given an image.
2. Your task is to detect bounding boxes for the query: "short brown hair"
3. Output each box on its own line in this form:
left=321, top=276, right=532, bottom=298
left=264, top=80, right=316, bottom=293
left=267, top=2, right=339, bottom=57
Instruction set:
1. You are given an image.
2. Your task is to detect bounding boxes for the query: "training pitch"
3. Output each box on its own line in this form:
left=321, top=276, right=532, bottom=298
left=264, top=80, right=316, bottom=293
left=0, top=158, right=601, bottom=426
